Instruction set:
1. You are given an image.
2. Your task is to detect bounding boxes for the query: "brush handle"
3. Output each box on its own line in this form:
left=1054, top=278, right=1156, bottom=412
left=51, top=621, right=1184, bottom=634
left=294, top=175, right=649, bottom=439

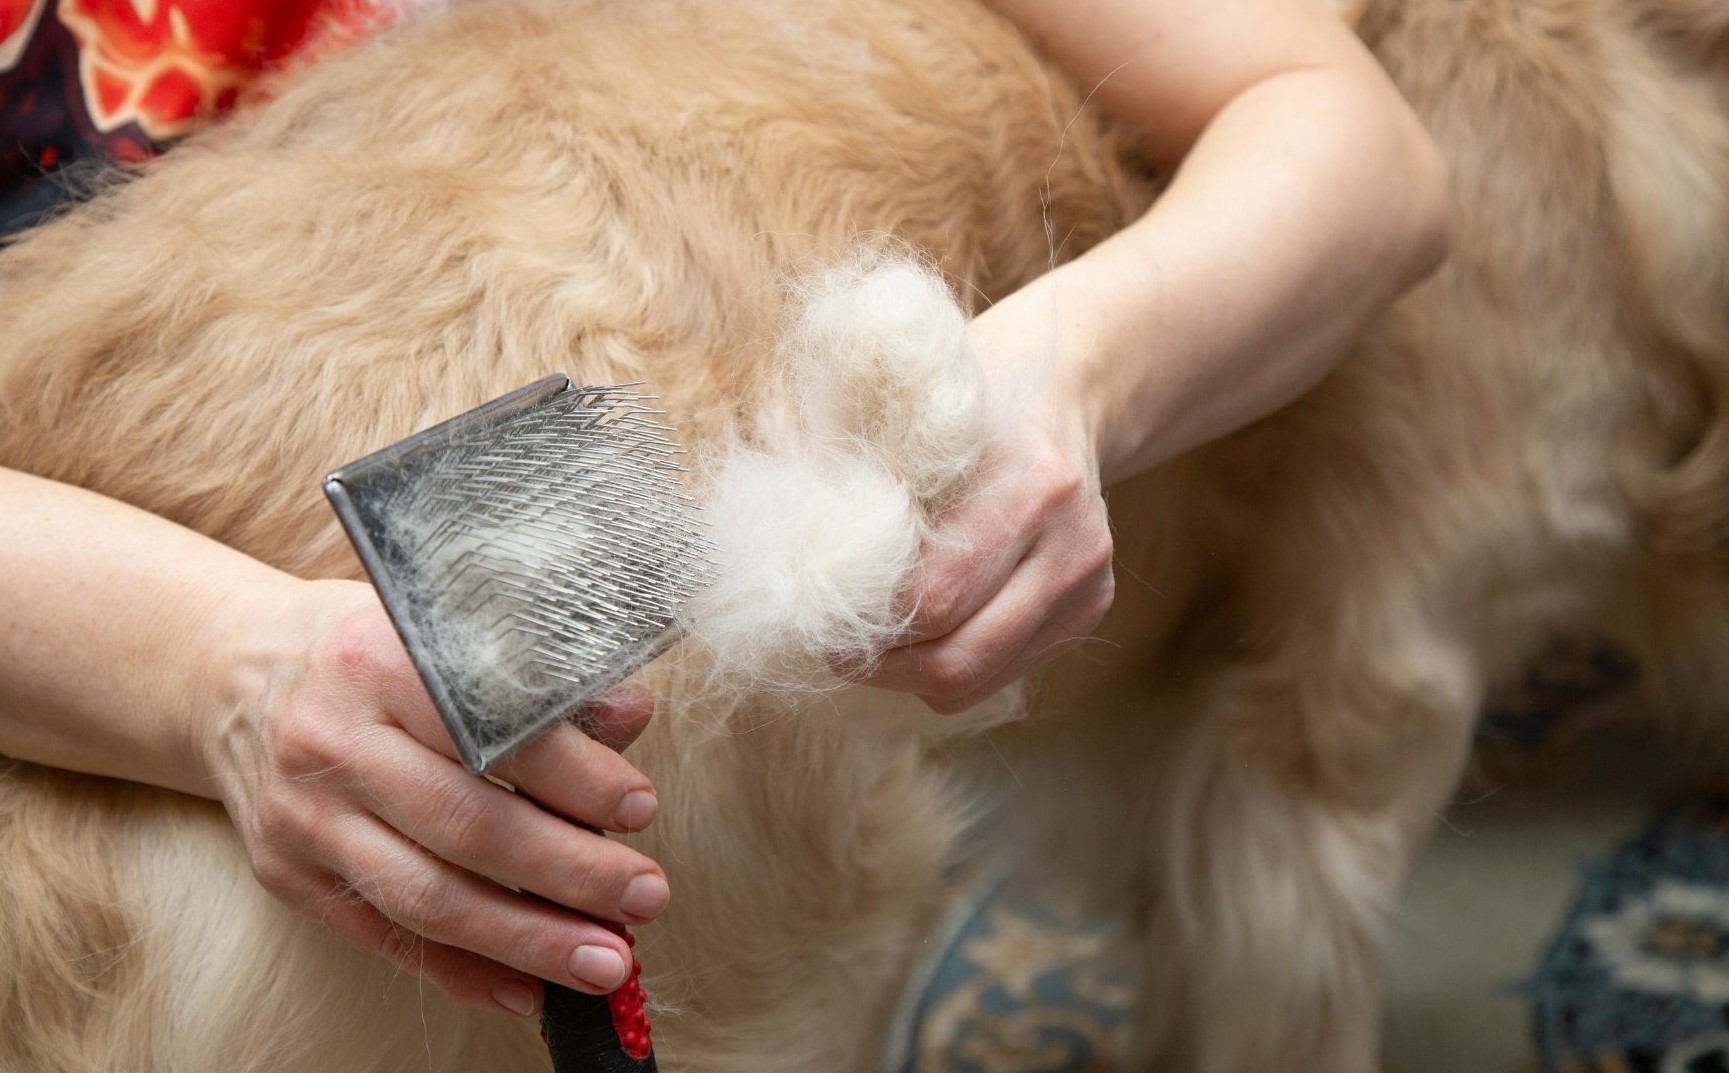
left=534, top=812, right=657, bottom=1069
left=543, top=982, right=658, bottom=1072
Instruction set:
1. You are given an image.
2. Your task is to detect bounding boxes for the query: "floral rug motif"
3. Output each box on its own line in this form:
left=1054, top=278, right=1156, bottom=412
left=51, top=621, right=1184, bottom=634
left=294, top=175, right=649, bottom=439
left=881, top=864, right=1135, bottom=1073
left=887, top=801, right=1729, bottom=1073
left=1530, top=801, right=1729, bottom=1073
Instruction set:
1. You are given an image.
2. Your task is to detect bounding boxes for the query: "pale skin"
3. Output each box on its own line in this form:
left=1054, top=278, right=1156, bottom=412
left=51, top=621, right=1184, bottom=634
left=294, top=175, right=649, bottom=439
left=0, top=468, right=668, bottom=1016
left=0, top=0, right=1447, bottom=1022
left=864, top=0, right=1450, bottom=711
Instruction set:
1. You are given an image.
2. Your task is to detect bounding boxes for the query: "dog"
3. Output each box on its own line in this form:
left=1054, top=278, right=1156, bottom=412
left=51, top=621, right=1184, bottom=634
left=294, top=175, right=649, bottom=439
left=1, top=0, right=1726, bottom=1070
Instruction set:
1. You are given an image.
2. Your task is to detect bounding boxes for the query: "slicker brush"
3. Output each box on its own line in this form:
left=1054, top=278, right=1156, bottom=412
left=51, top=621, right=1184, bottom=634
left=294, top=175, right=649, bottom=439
left=324, top=374, right=715, bottom=1073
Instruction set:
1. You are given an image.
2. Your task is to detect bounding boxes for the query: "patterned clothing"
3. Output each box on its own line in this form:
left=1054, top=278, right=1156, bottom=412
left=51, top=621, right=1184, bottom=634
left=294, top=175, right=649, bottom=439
left=0, top=0, right=418, bottom=235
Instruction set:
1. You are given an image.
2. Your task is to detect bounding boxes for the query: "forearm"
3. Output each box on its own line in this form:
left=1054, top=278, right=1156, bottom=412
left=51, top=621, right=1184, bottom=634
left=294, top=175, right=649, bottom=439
left=0, top=465, right=670, bottom=1006
left=1031, top=62, right=1449, bottom=483
left=0, top=465, right=304, bottom=796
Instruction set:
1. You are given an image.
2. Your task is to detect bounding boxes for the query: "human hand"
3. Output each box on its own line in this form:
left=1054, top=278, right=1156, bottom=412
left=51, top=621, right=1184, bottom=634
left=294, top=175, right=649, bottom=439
left=856, top=302, right=1116, bottom=714
left=199, top=578, right=667, bottom=1018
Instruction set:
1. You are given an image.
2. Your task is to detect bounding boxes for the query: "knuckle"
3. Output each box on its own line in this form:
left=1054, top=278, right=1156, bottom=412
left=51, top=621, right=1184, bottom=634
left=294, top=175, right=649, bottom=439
left=307, top=615, right=376, bottom=682
left=1031, top=450, right=1087, bottom=508
left=374, top=918, right=429, bottom=971
left=580, top=748, right=639, bottom=803
left=559, top=858, right=611, bottom=915
left=923, top=693, right=974, bottom=717
left=250, top=791, right=317, bottom=854
left=1083, top=573, right=1116, bottom=625
left=1050, top=469, right=1089, bottom=509
left=921, top=646, right=986, bottom=698
left=1082, top=531, right=1115, bottom=575
left=311, top=879, right=368, bottom=929
left=913, top=572, right=967, bottom=635
left=433, top=790, right=501, bottom=860
left=321, top=605, right=396, bottom=673
left=270, top=709, right=348, bottom=776
left=497, top=920, right=569, bottom=978
left=389, top=868, right=454, bottom=935
left=248, top=851, right=301, bottom=900
left=561, top=839, right=646, bottom=915
left=306, top=605, right=418, bottom=708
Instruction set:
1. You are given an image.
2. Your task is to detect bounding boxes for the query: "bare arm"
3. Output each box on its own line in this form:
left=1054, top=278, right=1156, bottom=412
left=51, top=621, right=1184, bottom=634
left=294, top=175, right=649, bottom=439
left=865, top=0, right=1449, bottom=709
left=987, top=0, right=1449, bottom=480
left=0, top=466, right=291, bottom=792
left=0, top=465, right=668, bottom=1015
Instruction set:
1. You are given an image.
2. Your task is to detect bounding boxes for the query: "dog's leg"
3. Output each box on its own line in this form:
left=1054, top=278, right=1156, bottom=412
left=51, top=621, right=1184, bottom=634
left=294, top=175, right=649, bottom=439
left=1118, top=569, right=1484, bottom=1073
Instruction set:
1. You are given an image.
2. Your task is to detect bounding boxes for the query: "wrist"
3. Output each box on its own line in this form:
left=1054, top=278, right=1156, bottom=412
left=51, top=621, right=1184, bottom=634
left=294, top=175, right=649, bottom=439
left=185, top=575, right=374, bottom=801
left=967, top=263, right=1114, bottom=483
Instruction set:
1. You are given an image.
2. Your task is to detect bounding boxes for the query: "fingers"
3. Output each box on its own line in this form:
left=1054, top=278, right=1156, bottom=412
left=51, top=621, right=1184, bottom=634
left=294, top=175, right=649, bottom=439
left=347, top=823, right=634, bottom=994
left=359, top=729, right=669, bottom=925
left=493, top=716, right=660, bottom=833
left=852, top=414, right=1114, bottom=711
left=339, top=819, right=637, bottom=993
left=300, top=869, right=548, bottom=1015
left=867, top=546, right=1114, bottom=712
left=322, top=603, right=662, bottom=834
left=896, top=488, right=1038, bottom=645
left=282, top=815, right=642, bottom=1005
left=575, top=685, right=656, bottom=752
left=858, top=443, right=1114, bottom=711
left=235, top=593, right=671, bottom=1016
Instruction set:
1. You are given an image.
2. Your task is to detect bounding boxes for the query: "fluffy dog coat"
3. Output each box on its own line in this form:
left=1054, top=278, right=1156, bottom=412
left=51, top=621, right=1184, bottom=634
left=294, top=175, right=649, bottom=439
left=1, top=0, right=1726, bottom=1071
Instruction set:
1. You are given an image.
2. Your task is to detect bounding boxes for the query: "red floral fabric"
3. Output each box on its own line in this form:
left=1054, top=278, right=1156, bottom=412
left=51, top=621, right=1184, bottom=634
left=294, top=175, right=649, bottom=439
left=1, top=0, right=416, bottom=234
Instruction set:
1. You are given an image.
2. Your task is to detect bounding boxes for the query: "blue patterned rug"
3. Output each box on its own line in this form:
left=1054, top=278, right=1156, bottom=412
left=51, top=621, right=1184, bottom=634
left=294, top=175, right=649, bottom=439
left=1530, top=801, right=1729, bottom=1073
left=879, top=638, right=1709, bottom=1073
left=883, top=802, right=1729, bottom=1073
left=881, top=863, right=1134, bottom=1073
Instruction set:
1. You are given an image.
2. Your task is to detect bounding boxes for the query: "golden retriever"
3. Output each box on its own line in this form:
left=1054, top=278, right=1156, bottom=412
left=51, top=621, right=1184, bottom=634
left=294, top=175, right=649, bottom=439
left=0, top=0, right=1725, bottom=1071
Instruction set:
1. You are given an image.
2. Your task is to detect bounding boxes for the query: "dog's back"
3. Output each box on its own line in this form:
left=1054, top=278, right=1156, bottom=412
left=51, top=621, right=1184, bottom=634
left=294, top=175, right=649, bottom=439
left=0, top=2, right=1140, bottom=1070
left=5, top=0, right=1729, bottom=1070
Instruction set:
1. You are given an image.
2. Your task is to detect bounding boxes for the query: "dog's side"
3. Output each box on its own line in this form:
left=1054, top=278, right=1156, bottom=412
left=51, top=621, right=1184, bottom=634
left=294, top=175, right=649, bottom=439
left=1013, top=1, right=1729, bottom=1069
left=0, top=3, right=1141, bottom=1071
left=2, top=0, right=1728, bottom=1071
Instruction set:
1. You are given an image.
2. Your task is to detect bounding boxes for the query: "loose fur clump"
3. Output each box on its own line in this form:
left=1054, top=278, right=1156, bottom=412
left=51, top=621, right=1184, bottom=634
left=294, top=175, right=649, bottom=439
left=687, top=254, right=992, bottom=689
left=784, top=256, right=993, bottom=500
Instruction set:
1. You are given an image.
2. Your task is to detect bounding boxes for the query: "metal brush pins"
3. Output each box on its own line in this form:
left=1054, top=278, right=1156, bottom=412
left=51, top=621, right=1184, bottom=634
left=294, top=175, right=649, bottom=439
left=324, top=375, right=715, bottom=774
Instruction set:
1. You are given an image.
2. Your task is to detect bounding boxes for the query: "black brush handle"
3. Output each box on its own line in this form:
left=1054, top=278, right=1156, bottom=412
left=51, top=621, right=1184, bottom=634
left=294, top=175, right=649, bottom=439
left=532, top=806, right=656, bottom=1070
left=543, top=982, right=657, bottom=1072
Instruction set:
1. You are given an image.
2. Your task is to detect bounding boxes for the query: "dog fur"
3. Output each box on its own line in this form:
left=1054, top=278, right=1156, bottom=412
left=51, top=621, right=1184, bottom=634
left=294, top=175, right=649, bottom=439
left=1, top=0, right=1726, bottom=1070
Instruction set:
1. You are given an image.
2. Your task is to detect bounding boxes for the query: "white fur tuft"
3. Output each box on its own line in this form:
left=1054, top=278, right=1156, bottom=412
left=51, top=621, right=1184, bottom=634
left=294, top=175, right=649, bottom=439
left=690, top=447, right=922, bottom=685
left=785, top=258, right=990, bottom=500
left=687, top=252, right=997, bottom=690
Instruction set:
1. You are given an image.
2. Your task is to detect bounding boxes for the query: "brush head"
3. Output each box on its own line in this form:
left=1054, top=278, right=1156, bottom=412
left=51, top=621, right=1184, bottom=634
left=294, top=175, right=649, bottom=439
left=324, top=376, right=714, bottom=773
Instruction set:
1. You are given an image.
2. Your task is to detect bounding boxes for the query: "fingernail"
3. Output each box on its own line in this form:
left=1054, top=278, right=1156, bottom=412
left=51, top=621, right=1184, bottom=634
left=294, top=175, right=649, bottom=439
left=613, top=790, right=658, bottom=831
left=607, top=685, right=654, bottom=711
left=570, top=944, right=629, bottom=992
left=492, top=978, right=539, bottom=1017
left=619, top=873, right=670, bottom=921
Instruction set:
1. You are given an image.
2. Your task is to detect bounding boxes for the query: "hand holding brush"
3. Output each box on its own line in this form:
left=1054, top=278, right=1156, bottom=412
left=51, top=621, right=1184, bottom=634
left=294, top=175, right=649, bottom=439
left=0, top=465, right=667, bottom=1021
left=324, top=377, right=715, bottom=1071
left=203, top=582, right=669, bottom=1011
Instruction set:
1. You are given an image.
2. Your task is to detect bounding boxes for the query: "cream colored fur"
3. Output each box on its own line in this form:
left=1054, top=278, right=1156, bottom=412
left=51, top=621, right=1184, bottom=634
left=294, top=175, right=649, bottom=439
left=0, top=3, right=1135, bottom=1071
left=690, top=254, right=997, bottom=693
left=0, top=0, right=1726, bottom=1071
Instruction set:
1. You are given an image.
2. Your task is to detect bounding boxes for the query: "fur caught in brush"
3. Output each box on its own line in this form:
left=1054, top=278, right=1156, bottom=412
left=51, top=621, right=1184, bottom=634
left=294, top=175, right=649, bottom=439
left=2, top=0, right=1729, bottom=1071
